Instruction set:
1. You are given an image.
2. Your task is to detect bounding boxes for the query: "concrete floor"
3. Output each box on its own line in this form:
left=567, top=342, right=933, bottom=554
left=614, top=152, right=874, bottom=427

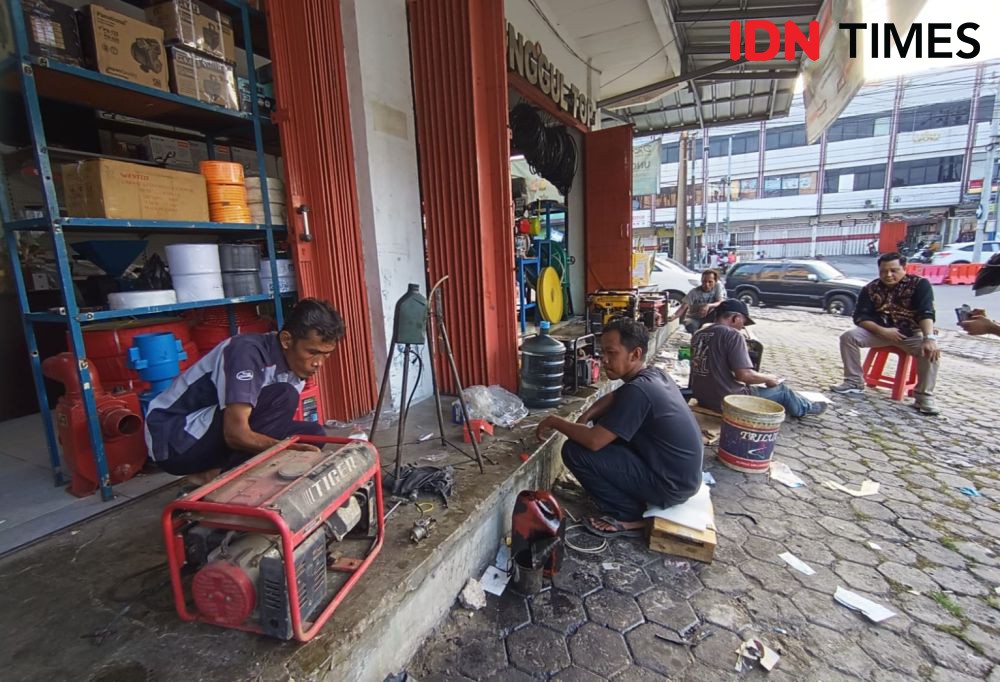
left=0, top=413, right=177, bottom=557
left=0, top=317, right=676, bottom=682
left=0, top=395, right=569, bottom=681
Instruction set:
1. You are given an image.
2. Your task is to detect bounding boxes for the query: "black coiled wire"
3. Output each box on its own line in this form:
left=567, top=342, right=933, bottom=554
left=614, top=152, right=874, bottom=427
left=510, top=103, right=577, bottom=193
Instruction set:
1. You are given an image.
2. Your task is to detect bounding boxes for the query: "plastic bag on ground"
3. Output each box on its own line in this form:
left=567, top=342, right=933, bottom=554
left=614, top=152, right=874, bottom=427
left=456, top=385, right=528, bottom=428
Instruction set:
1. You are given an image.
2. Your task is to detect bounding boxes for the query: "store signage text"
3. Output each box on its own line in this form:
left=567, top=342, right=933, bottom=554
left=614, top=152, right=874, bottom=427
left=507, top=23, right=596, bottom=128
left=729, top=20, right=980, bottom=61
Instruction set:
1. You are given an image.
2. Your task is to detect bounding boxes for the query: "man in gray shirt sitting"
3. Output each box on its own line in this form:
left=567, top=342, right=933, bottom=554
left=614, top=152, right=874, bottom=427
left=690, top=299, right=825, bottom=418
left=668, top=269, right=726, bottom=334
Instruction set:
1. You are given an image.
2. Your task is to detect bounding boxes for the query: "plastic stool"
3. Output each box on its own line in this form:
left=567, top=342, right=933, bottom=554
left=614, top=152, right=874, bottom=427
left=862, top=347, right=917, bottom=401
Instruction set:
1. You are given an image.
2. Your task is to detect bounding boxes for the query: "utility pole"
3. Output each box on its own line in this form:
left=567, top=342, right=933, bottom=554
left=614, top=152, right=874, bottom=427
left=715, top=182, right=721, bottom=237
left=725, top=136, right=733, bottom=247
left=974, top=81, right=999, bottom=263
left=696, top=133, right=708, bottom=267
left=689, top=142, right=696, bottom=268
left=675, top=131, right=688, bottom=264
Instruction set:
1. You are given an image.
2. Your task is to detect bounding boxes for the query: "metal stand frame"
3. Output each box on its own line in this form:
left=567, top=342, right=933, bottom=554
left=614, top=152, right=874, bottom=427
left=369, top=277, right=487, bottom=493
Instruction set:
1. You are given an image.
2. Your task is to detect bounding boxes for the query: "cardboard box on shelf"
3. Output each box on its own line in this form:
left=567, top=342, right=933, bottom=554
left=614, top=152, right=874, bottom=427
left=187, top=140, right=209, bottom=167
left=62, top=158, right=209, bottom=221
left=167, top=45, right=238, bottom=110
left=145, top=0, right=235, bottom=64
left=229, top=147, right=280, bottom=178
left=189, top=143, right=232, bottom=171
left=98, top=130, right=147, bottom=161
left=256, top=61, right=273, bottom=84
left=237, top=77, right=274, bottom=115
left=220, top=14, right=235, bottom=64
left=22, top=0, right=83, bottom=66
left=80, top=5, right=168, bottom=92
left=142, top=134, right=196, bottom=169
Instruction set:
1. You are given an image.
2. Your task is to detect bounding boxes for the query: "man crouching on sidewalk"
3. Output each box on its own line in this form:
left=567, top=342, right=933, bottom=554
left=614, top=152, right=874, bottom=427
left=536, top=318, right=704, bottom=538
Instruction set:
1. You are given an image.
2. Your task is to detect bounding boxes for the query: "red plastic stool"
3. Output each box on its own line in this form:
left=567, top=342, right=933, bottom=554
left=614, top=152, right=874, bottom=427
left=862, top=347, right=917, bottom=400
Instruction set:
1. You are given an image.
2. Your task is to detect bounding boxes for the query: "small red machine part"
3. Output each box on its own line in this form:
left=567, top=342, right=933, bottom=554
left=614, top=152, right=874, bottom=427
left=162, top=436, right=384, bottom=642
left=42, top=352, right=147, bottom=496
left=510, top=490, right=566, bottom=577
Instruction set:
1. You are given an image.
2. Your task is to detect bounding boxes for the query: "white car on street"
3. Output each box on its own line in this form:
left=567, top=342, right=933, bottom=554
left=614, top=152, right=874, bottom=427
left=930, top=241, right=999, bottom=266
left=644, top=255, right=703, bottom=303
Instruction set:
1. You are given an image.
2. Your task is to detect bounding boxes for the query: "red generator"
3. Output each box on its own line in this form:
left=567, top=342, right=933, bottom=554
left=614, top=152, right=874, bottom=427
left=639, top=295, right=666, bottom=329
left=41, top=353, right=147, bottom=496
left=162, top=437, right=383, bottom=641
left=293, top=378, right=323, bottom=424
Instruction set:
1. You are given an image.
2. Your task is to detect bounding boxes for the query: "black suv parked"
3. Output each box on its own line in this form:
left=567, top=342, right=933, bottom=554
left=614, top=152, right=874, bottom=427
left=724, top=260, right=867, bottom=315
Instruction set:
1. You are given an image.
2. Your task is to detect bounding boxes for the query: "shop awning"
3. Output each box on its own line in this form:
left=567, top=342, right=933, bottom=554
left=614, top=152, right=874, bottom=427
left=535, top=0, right=822, bottom=134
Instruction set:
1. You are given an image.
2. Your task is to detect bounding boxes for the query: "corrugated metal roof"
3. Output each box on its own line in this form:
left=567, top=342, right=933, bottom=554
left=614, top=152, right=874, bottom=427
left=596, top=0, right=821, bottom=133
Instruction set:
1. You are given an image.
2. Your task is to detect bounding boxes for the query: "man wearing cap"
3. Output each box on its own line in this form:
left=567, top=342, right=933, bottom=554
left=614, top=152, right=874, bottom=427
left=690, top=299, right=825, bottom=418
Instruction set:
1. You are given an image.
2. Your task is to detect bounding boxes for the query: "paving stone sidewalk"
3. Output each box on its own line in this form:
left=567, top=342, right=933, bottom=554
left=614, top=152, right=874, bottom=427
left=408, top=310, right=1000, bottom=681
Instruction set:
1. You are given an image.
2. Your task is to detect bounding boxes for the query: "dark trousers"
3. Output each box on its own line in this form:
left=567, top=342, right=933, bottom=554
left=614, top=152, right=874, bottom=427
left=158, top=383, right=325, bottom=476
left=562, top=440, right=685, bottom=522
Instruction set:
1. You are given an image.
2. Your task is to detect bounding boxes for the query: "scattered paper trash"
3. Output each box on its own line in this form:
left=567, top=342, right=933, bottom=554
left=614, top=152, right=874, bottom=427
left=348, top=431, right=367, bottom=440
left=959, top=486, right=982, bottom=497
left=779, top=552, right=816, bottom=576
left=458, top=578, right=487, bottom=610
left=943, top=458, right=973, bottom=468
left=735, top=638, right=780, bottom=672
left=702, top=471, right=717, bottom=486
left=644, top=483, right=714, bottom=532
left=797, top=390, right=832, bottom=405
left=822, top=480, right=880, bottom=497
left=834, top=586, right=896, bottom=623
left=495, top=543, right=511, bottom=571
left=602, top=562, right=622, bottom=571
left=418, top=432, right=435, bottom=442
left=770, top=461, right=805, bottom=488
left=419, top=451, right=448, bottom=463
left=479, top=566, right=510, bottom=597
left=866, top=541, right=882, bottom=551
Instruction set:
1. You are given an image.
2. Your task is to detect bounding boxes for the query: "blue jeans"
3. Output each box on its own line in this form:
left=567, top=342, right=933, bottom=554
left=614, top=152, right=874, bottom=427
left=751, top=384, right=812, bottom=419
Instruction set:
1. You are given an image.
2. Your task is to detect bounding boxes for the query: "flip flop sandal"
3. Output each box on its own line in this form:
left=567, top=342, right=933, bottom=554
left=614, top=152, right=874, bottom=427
left=582, top=515, right=644, bottom=538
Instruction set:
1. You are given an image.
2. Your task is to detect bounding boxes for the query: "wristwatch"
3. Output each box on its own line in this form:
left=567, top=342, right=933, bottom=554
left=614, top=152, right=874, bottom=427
left=922, top=334, right=939, bottom=341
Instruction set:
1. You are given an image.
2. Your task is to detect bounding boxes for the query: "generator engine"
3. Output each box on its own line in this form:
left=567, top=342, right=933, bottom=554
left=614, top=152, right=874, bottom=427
left=585, top=290, right=639, bottom=335
left=561, top=333, right=600, bottom=393
left=163, top=438, right=383, bottom=642
left=639, top=294, right=666, bottom=329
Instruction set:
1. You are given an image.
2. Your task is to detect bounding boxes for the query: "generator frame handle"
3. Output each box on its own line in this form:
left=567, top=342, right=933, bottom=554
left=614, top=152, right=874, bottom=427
left=161, top=435, right=384, bottom=642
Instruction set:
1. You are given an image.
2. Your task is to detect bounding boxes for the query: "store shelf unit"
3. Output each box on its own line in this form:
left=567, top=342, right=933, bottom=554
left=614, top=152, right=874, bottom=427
left=0, top=0, right=287, bottom=501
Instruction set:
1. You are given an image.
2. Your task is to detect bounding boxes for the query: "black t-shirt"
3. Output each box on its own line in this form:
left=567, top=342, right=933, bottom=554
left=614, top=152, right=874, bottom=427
left=598, top=367, right=704, bottom=502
